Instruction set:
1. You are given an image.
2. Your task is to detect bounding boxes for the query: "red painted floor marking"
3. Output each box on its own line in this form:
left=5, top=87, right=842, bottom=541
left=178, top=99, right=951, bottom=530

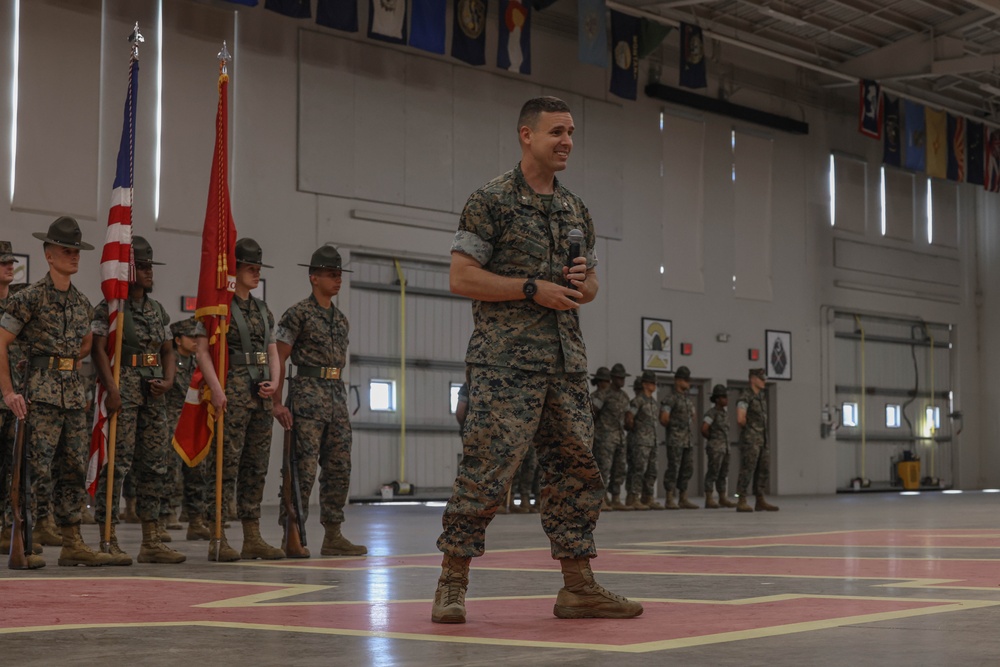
left=0, top=578, right=956, bottom=647
left=257, top=548, right=1000, bottom=589
left=673, top=529, right=1000, bottom=549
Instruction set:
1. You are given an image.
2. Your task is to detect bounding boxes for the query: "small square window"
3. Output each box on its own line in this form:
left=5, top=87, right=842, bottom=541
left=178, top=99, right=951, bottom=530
left=842, top=402, right=858, bottom=427
left=449, top=382, right=463, bottom=414
left=370, top=380, right=396, bottom=412
left=925, top=406, right=940, bottom=430
left=886, top=404, right=901, bottom=429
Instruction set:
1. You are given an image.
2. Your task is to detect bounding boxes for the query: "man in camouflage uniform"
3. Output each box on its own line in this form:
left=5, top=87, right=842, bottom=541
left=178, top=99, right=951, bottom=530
left=196, top=238, right=284, bottom=562
left=702, top=384, right=736, bottom=509
left=0, top=217, right=112, bottom=568
left=92, top=236, right=183, bottom=565
left=659, top=365, right=698, bottom=510
left=736, top=368, right=779, bottom=512
left=624, top=371, right=659, bottom=511
left=433, top=97, right=641, bottom=624
left=591, top=365, right=630, bottom=511
left=166, top=317, right=210, bottom=540
left=273, top=244, right=366, bottom=559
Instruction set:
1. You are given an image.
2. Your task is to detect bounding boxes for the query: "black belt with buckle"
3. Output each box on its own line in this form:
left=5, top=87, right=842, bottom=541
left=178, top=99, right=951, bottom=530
left=230, top=351, right=268, bottom=366
left=296, top=365, right=342, bottom=380
left=29, top=356, right=76, bottom=372
left=125, top=353, right=161, bottom=368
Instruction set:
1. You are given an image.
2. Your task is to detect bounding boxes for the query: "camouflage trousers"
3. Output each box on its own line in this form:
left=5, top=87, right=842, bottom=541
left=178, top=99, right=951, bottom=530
left=96, top=399, right=171, bottom=524
left=593, top=429, right=627, bottom=496
left=514, top=444, right=538, bottom=499
left=205, top=402, right=274, bottom=522
left=278, top=404, right=353, bottom=527
left=736, top=441, right=770, bottom=496
left=626, top=439, right=657, bottom=498
left=704, top=441, right=730, bottom=494
left=182, top=458, right=209, bottom=519
left=0, top=410, right=14, bottom=522
left=26, top=403, right=88, bottom=527
left=663, top=445, right=694, bottom=494
left=438, top=365, right=602, bottom=560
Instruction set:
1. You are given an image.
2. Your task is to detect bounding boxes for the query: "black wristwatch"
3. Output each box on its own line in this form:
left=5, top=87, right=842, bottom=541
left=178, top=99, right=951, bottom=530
left=522, top=277, right=538, bottom=301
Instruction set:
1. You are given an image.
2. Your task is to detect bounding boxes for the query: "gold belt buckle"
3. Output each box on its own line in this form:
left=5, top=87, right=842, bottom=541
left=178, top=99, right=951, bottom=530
left=254, top=352, right=268, bottom=365
left=320, top=367, right=340, bottom=380
left=142, top=353, right=159, bottom=367
left=57, top=357, right=75, bottom=371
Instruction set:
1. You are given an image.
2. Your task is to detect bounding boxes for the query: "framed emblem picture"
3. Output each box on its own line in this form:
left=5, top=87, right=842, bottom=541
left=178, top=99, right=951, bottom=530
left=765, top=330, right=791, bottom=380
left=11, top=253, right=29, bottom=285
left=641, top=317, right=672, bottom=373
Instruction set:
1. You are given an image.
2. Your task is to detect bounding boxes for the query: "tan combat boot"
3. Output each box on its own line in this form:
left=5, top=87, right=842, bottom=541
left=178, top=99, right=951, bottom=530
left=241, top=519, right=285, bottom=560
left=554, top=558, right=644, bottom=619
left=642, top=495, right=665, bottom=510
left=320, top=523, right=367, bottom=556
left=157, top=519, right=172, bottom=543
left=625, top=494, right=649, bottom=510
left=431, top=554, right=471, bottom=623
left=663, top=491, right=680, bottom=510
left=718, top=494, right=737, bottom=508
left=207, top=521, right=241, bottom=562
left=1, top=525, right=43, bottom=555
left=34, top=514, right=63, bottom=547
left=186, top=516, right=211, bottom=541
left=138, top=520, right=186, bottom=564
left=736, top=495, right=754, bottom=512
left=704, top=492, right=720, bottom=509
left=678, top=491, right=700, bottom=510
left=100, top=524, right=134, bottom=566
left=123, top=497, right=140, bottom=524
left=610, top=496, right=633, bottom=511
left=58, top=524, right=113, bottom=566
left=755, top=494, right=780, bottom=512
left=164, top=510, right=182, bottom=531
left=600, top=496, right=611, bottom=511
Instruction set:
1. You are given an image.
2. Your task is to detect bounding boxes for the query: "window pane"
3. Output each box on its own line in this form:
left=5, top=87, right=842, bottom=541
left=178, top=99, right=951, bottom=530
left=370, top=380, right=395, bottom=411
left=450, top=383, right=462, bottom=414
left=842, top=402, right=858, bottom=427
left=886, top=404, right=901, bottom=428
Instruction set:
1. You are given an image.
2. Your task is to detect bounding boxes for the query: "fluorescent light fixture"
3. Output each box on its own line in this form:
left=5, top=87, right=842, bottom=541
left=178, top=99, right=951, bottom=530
left=942, top=489, right=962, bottom=494
left=900, top=491, right=921, bottom=496
left=983, top=489, right=1000, bottom=493
left=926, top=178, right=933, bottom=244
left=659, top=265, right=665, bottom=274
left=829, top=154, right=835, bottom=226
left=155, top=0, right=163, bottom=220
left=879, top=166, right=887, bottom=236
left=9, top=0, right=19, bottom=201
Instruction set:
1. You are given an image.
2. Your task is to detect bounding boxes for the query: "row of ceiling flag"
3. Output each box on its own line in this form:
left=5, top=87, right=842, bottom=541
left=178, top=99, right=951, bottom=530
left=223, top=0, right=709, bottom=101
left=859, top=80, right=1000, bottom=191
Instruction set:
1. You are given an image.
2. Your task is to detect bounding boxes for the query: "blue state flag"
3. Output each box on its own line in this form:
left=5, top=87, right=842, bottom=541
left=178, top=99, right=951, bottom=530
left=317, top=0, right=358, bottom=32
left=609, top=10, right=639, bottom=100
left=265, top=0, right=311, bottom=17
left=577, top=0, right=608, bottom=68
left=498, top=0, right=531, bottom=74
left=409, top=0, right=446, bottom=53
left=902, top=99, right=926, bottom=172
left=453, top=0, right=488, bottom=66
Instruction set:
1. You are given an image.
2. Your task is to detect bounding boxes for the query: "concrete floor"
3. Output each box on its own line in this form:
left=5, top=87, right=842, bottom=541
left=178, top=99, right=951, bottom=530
left=3, top=492, right=1000, bottom=666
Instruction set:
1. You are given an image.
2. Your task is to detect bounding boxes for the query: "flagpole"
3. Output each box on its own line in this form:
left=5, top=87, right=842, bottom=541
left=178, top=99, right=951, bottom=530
left=103, top=24, right=143, bottom=552
left=212, top=42, right=232, bottom=557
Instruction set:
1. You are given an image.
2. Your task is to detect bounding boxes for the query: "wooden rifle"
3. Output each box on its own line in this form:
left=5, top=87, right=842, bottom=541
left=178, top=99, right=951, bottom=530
left=8, top=360, right=32, bottom=570
left=280, top=391, right=307, bottom=557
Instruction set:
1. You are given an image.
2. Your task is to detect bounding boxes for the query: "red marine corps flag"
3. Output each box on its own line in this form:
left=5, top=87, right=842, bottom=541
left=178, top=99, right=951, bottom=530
left=172, top=43, right=237, bottom=471
left=88, top=26, right=141, bottom=497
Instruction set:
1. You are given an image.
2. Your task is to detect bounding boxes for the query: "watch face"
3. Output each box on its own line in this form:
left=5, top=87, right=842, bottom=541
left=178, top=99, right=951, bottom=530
left=524, top=280, right=537, bottom=297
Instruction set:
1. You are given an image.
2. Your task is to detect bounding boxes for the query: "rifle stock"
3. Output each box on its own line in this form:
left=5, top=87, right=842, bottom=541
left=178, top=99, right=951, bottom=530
left=281, top=394, right=308, bottom=558
left=8, top=363, right=32, bottom=570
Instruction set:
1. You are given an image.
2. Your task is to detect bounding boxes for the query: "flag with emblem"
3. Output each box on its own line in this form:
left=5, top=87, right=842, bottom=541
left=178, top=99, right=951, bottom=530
left=883, top=94, right=901, bottom=168
left=902, top=99, right=925, bottom=172
left=925, top=107, right=947, bottom=180
left=858, top=79, right=881, bottom=139
left=173, top=61, right=237, bottom=468
left=265, top=0, right=311, bottom=17
left=87, top=48, right=139, bottom=495
left=967, top=120, right=985, bottom=186
left=317, top=0, right=358, bottom=32
left=609, top=9, right=639, bottom=100
left=679, top=22, right=707, bottom=89
left=498, top=0, right=531, bottom=74
left=986, top=127, right=1000, bottom=193
left=638, top=18, right=670, bottom=59
left=946, top=114, right=965, bottom=183
left=368, top=0, right=407, bottom=44
left=577, top=0, right=608, bottom=67
left=409, top=0, right=445, bottom=53
left=452, top=0, right=487, bottom=65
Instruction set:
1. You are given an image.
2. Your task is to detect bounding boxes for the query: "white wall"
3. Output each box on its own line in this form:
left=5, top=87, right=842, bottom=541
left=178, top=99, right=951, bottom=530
left=0, top=0, right=994, bottom=502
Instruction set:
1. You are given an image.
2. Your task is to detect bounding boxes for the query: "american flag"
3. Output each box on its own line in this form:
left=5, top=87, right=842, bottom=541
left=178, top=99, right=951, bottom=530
left=87, top=56, right=138, bottom=495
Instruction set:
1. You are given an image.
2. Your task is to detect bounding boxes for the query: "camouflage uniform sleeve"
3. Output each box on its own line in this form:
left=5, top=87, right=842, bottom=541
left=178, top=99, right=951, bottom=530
left=266, top=306, right=276, bottom=346
left=91, top=300, right=110, bottom=337
left=160, top=306, right=171, bottom=340
left=659, top=395, right=673, bottom=417
left=581, top=200, right=599, bottom=270
left=275, top=305, right=301, bottom=347
left=450, top=190, right=496, bottom=266
left=737, top=399, right=749, bottom=411
left=592, top=391, right=605, bottom=411
left=0, top=289, right=32, bottom=336
left=702, top=413, right=714, bottom=426
left=627, top=398, right=639, bottom=416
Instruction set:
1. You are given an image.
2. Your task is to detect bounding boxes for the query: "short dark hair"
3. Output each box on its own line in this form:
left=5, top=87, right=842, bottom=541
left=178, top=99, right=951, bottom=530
left=517, top=96, right=571, bottom=131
